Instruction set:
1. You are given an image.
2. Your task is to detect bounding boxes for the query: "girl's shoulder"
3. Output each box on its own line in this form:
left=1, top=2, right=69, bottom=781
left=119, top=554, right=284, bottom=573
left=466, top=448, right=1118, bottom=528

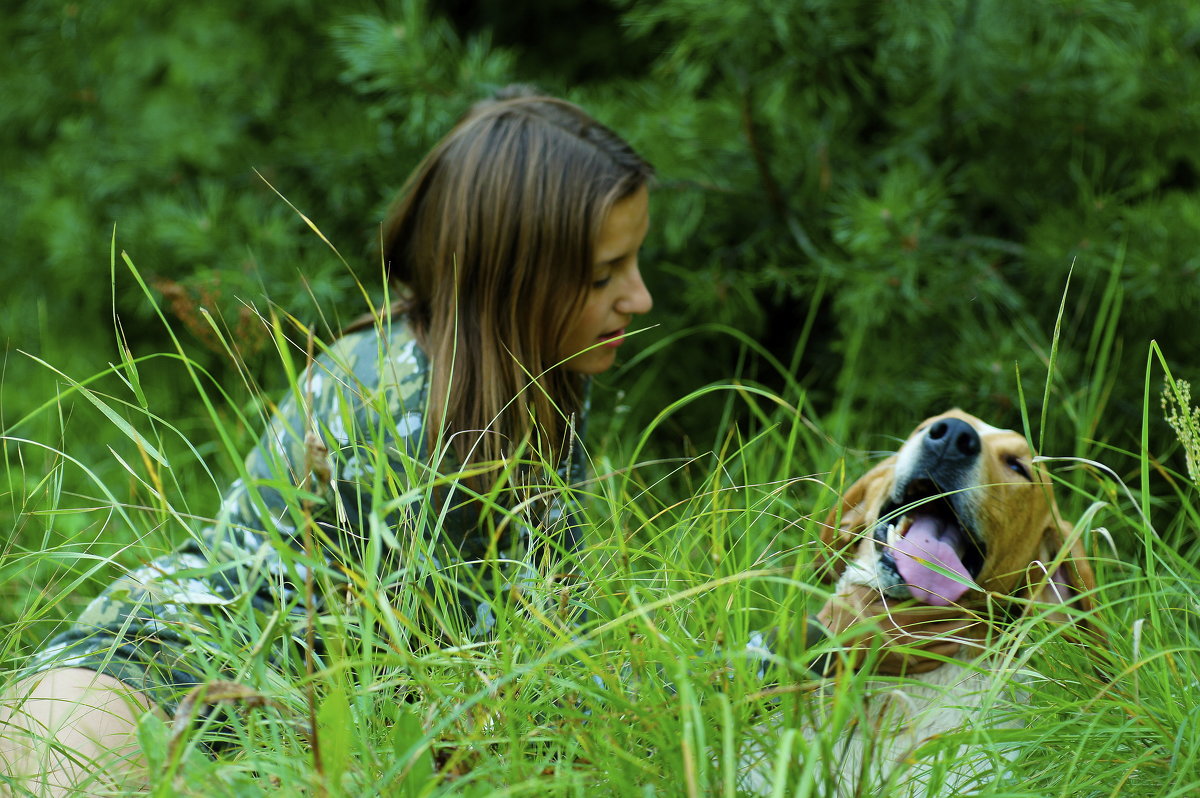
left=317, top=315, right=429, bottom=393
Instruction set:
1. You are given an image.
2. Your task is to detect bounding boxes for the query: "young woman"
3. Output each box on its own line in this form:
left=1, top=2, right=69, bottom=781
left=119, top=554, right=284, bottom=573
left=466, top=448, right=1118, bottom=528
left=0, top=87, right=654, bottom=794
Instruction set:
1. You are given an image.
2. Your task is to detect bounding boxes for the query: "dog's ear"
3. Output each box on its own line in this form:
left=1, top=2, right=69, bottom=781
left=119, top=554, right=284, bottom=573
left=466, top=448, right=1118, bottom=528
left=1028, top=518, right=1097, bottom=625
left=817, top=458, right=895, bottom=583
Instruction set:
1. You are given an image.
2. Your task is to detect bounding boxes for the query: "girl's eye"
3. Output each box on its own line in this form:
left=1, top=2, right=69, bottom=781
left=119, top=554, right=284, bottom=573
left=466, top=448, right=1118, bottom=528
left=1005, top=455, right=1031, bottom=480
left=592, top=276, right=611, bottom=289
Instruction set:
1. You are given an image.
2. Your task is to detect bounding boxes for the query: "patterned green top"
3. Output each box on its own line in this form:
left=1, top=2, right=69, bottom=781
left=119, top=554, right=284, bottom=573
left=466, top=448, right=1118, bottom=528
left=195, top=315, right=589, bottom=624
left=29, top=317, right=589, bottom=705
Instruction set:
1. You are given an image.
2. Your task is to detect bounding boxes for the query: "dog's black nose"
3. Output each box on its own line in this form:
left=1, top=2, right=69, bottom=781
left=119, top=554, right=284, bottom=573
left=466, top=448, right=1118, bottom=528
left=922, top=417, right=980, bottom=467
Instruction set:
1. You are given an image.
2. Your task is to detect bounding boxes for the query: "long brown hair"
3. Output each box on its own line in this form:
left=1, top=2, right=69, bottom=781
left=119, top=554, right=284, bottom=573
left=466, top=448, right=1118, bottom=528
left=380, top=88, right=653, bottom=481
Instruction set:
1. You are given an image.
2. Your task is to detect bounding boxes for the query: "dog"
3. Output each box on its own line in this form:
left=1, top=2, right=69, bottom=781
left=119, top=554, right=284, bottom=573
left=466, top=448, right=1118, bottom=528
left=743, top=409, right=1096, bottom=796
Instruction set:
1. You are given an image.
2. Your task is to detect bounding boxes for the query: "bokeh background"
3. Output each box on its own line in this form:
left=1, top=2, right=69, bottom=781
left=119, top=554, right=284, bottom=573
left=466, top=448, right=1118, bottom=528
left=4, top=0, right=1200, bottom=521
left=4, top=5, right=1200, bottom=790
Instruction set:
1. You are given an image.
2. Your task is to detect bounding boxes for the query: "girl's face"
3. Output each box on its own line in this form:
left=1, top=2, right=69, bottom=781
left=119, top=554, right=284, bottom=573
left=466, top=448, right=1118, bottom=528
left=558, top=185, right=653, bottom=374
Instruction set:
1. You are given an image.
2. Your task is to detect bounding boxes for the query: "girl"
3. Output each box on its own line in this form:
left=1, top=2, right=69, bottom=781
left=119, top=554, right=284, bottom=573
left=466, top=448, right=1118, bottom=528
left=0, top=87, right=654, bottom=794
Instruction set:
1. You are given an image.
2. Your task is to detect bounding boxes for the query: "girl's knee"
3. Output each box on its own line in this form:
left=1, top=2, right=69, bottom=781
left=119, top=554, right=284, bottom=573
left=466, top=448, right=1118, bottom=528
left=0, top=668, right=158, bottom=795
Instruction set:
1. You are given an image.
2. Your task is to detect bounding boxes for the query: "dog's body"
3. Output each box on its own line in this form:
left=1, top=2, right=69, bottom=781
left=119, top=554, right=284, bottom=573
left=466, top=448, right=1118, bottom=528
left=743, top=654, right=1024, bottom=796
left=743, top=410, right=1095, bottom=796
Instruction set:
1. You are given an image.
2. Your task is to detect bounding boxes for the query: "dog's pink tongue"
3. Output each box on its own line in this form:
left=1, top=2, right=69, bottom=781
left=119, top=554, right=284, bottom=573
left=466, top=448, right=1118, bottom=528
left=893, top=515, right=972, bottom=606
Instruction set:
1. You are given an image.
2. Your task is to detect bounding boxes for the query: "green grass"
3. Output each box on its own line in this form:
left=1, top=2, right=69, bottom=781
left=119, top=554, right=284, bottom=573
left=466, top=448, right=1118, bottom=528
left=2, top=252, right=1200, bottom=796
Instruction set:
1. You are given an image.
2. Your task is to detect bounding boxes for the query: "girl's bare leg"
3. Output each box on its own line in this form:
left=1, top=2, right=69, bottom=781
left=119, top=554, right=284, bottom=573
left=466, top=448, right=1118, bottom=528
left=0, top=668, right=158, bottom=796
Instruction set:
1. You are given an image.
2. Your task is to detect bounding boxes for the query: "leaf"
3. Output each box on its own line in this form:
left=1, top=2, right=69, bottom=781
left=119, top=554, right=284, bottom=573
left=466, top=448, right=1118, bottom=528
left=317, top=686, right=353, bottom=792
left=137, top=711, right=170, bottom=773
left=391, top=705, right=435, bottom=797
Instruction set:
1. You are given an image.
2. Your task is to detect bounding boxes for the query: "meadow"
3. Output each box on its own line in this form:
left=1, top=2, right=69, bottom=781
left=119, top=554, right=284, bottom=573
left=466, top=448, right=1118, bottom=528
left=5, top=4, right=1200, bottom=792
left=1, top=243, right=1198, bottom=797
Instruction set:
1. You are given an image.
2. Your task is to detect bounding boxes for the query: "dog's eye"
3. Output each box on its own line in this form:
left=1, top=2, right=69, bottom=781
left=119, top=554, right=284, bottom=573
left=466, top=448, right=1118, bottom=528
left=1005, top=455, right=1032, bottom=480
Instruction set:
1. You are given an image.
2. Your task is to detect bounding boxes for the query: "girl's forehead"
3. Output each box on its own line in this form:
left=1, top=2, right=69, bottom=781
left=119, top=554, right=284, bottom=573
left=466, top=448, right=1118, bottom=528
left=594, top=185, right=650, bottom=261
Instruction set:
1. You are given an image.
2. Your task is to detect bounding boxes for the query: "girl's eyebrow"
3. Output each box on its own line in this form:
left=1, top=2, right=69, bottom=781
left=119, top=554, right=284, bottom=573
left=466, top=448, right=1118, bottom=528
left=597, top=250, right=634, bottom=268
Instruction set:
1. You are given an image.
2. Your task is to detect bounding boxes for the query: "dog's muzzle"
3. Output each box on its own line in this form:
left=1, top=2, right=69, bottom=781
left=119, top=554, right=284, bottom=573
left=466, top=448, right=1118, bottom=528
left=879, top=418, right=987, bottom=606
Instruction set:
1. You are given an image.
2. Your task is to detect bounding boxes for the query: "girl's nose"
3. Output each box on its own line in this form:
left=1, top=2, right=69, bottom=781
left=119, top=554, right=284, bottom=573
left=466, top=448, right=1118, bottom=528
left=616, top=265, right=653, bottom=315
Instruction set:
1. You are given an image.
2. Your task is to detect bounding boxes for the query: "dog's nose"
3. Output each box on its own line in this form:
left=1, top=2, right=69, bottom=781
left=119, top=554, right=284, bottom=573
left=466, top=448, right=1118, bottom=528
left=922, top=417, right=981, bottom=468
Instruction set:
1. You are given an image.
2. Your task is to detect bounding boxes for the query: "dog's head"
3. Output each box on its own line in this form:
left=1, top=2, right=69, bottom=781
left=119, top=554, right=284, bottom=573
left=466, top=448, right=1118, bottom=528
left=820, top=409, right=1095, bottom=617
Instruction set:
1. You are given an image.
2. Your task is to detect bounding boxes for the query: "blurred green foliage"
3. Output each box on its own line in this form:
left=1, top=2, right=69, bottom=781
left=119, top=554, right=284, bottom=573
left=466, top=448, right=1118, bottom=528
left=3, top=0, right=1200, bottom=470
left=3, top=4, right=1200, bottom=784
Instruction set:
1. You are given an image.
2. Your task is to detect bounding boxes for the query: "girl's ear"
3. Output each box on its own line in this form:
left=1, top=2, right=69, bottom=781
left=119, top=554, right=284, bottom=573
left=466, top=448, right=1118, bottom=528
left=816, top=459, right=895, bottom=584
left=1029, top=518, right=1097, bottom=625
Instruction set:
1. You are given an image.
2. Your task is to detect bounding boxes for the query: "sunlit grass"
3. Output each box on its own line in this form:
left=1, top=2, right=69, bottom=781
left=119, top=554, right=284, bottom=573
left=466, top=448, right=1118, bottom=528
left=2, top=252, right=1199, bottom=796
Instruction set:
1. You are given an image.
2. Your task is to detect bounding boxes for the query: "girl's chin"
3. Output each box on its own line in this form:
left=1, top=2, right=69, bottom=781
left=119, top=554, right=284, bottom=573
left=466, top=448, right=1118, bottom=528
left=562, top=347, right=618, bottom=375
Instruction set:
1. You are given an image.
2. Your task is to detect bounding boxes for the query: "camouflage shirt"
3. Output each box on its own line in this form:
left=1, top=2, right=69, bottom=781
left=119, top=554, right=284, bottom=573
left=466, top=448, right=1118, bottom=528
left=198, top=315, right=588, bottom=601
left=28, top=317, right=589, bottom=708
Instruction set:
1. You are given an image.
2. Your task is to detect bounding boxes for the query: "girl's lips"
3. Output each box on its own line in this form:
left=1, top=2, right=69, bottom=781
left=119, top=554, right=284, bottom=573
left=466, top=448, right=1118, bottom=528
left=598, top=328, right=626, bottom=348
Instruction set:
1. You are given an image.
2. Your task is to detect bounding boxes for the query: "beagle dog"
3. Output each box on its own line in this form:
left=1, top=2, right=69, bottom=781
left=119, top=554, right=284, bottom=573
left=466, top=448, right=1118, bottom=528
left=744, top=410, right=1096, bottom=796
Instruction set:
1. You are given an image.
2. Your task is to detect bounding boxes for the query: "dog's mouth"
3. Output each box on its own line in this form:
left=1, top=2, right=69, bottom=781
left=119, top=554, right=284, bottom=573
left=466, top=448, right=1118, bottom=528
left=876, top=478, right=987, bottom=607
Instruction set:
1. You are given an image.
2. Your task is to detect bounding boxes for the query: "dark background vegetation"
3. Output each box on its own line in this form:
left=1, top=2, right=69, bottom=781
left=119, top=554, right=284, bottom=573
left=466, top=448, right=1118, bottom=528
left=4, top=5, right=1200, bottom=790
left=3, top=0, right=1200, bottom=546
